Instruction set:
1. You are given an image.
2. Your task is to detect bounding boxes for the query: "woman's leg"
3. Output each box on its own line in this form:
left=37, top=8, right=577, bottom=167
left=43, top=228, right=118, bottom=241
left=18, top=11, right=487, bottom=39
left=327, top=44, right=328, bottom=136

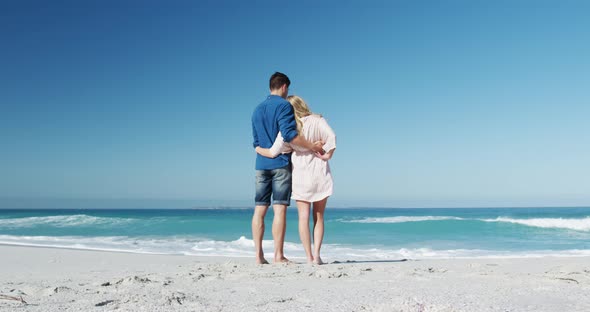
left=296, top=200, right=314, bottom=263
left=312, top=197, right=328, bottom=265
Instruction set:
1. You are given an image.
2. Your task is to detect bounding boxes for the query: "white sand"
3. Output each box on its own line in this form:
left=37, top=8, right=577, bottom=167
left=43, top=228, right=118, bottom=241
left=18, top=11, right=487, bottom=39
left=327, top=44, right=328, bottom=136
left=1, top=245, right=589, bottom=311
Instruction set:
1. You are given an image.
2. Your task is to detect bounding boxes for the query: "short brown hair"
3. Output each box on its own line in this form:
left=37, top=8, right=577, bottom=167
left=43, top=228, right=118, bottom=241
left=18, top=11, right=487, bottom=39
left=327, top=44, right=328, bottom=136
left=269, top=72, right=290, bottom=90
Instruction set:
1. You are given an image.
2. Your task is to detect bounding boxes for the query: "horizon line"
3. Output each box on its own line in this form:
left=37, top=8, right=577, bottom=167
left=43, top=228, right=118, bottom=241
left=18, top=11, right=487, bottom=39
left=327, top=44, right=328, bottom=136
left=1, top=205, right=590, bottom=210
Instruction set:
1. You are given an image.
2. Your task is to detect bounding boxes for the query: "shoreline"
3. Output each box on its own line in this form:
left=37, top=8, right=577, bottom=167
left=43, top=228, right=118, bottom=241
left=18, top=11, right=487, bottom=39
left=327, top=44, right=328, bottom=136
left=2, top=241, right=590, bottom=261
left=1, top=245, right=590, bottom=311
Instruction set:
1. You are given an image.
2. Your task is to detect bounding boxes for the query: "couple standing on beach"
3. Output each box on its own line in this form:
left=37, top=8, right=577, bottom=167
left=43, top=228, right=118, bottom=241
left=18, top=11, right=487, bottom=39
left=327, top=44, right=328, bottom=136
left=251, top=72, right=337, bottom=265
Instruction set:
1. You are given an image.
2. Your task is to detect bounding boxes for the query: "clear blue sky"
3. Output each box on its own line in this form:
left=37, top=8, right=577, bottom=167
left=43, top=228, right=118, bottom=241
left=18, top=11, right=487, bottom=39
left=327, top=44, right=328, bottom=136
left=1, top=1, right=589, bottom=208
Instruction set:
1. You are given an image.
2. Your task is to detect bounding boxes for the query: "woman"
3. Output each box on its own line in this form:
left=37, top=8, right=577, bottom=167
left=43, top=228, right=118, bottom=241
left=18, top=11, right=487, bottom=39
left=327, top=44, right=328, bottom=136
left=255, top=95, right=336, bottom=265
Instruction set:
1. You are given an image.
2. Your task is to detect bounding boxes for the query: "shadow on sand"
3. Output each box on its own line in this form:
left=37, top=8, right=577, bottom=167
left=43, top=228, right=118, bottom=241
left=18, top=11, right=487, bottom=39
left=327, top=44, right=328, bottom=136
left=331, top=259, right=409, bottom=264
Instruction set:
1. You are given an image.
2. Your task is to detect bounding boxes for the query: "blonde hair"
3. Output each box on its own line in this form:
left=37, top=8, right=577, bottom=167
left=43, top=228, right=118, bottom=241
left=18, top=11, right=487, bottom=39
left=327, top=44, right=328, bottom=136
left=287, top=95, right=320, bottom=132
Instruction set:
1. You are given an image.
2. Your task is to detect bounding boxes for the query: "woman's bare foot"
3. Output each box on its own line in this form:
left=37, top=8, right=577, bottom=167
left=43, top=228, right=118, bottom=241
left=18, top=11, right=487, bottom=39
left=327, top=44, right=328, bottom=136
left=274, top=256, right=292, bottom=264
left=256, top=257, right=269, bottom=265
left=313, top=257, right=324, bottom=265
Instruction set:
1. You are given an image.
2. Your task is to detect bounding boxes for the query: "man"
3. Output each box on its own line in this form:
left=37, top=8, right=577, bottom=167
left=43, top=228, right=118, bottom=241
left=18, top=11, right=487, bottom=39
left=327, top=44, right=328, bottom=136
left=251, top=72, right=324, bottom=264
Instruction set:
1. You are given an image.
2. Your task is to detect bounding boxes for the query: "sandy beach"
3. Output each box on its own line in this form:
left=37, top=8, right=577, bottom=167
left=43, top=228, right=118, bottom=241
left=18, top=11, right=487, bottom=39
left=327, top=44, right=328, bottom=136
left=0, top=245, right=588, bottom=311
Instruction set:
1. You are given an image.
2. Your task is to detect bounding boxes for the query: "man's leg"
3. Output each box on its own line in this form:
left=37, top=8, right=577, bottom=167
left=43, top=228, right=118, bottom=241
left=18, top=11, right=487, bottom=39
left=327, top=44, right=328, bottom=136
left=272, top=204, right=289, bottom=263
left=252, top=205, right=269, bottom=264
left=253, top=170, right=272, bottom=264
left=271, top=165, right=292, bottom=263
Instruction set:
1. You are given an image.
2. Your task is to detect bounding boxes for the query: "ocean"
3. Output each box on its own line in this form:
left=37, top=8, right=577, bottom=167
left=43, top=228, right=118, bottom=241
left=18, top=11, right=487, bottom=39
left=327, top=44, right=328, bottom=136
left=1, top=207, right=589, bottom=260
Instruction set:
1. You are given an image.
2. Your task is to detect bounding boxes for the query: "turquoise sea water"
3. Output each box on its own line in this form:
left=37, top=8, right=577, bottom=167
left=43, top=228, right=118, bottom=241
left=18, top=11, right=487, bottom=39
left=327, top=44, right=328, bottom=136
left=1, top=208, right=589, bottom=260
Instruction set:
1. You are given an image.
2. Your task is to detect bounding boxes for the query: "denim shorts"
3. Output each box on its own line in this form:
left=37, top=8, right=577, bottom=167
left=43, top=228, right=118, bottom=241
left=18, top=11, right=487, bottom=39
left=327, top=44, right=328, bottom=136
left=255, top=164, right=292, bottom=206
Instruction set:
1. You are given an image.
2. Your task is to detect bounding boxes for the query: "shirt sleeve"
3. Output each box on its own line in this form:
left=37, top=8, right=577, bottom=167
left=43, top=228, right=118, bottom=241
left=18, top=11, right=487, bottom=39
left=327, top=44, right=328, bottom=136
left=319, top=117, right=336, bottom=153
left=268, top=132, right=291, bottom=157
left=277, top=102, right=298, bottom=143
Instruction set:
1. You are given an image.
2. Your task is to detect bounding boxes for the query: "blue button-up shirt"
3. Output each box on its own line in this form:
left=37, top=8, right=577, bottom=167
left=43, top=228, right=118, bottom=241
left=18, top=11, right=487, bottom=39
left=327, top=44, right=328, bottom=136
left=252, top=95, right=298, bottom=170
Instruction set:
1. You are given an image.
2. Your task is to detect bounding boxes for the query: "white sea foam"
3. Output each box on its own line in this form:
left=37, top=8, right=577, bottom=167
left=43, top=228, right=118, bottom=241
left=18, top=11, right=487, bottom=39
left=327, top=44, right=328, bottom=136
left=341, top=216, right=465, bottom=224
left=0, top=235, right=209, bottom=255
left=0, top=215, right=135, bottom=228
left=481, top=217, right=590, bottom=231
left=340, top=215, right=590, bottom=232
left=1, top=234, right=589, bottom=260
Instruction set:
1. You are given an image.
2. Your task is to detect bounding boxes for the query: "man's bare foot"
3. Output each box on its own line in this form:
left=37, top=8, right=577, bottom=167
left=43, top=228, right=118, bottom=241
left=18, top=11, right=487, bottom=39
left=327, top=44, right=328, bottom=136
left=313, top=257, right=324, bottom=265
left=256, top=258, right=269, bottom=265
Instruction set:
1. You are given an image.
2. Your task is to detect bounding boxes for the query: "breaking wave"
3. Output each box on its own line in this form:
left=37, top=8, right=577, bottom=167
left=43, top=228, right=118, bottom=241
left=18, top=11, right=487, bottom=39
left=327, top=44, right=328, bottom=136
left=0, top=215, right=135, bottom=228
left=340, top=216, right=465, bottom=223
left=482, top=217, right=590, bottom=231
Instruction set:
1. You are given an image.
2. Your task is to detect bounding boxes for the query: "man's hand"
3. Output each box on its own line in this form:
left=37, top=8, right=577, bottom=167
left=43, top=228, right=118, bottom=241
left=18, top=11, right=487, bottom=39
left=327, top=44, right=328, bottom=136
left=315, top=152, right=331, bottom=160
left=290, top=135, right=324, bottom=154
left=310, top=141, right=325, bottom=155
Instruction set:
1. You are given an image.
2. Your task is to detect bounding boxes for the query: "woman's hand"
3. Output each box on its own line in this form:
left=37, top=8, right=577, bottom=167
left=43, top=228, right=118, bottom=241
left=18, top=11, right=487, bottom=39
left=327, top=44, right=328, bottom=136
left=255, top=146, right=276, bottom=158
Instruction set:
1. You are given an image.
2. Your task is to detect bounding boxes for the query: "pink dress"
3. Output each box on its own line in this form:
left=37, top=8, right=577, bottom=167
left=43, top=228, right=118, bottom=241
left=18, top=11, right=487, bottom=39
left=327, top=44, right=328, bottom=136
left=269, top=115, right=336, bottom=202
